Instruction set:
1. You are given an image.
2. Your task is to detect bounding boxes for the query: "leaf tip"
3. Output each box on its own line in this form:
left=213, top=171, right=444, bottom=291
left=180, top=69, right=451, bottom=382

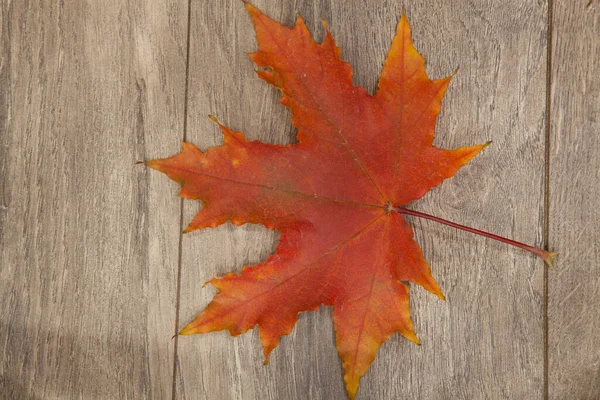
left=183, top=220, right=198, bottom=233
left=427, top=284, right=446, bottom=301
left=244, top=1, right=261, bottom=20
left=402, top=329, right=421, bottom=346
left=179, top=324, right=197, bottom=336
left=144, top=158, right=162, bottom=171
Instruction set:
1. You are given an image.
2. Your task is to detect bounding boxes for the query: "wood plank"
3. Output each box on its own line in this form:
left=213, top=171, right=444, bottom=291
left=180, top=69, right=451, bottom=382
left=176, top=0, right=548, bottom=398
left=0, top=0, right=187, bottom=398
left=549, top=2, right=600, bottom=399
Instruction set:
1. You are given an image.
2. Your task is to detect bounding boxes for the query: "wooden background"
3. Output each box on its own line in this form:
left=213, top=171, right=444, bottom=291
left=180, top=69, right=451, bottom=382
left=1, top=0, right=598, bottom=398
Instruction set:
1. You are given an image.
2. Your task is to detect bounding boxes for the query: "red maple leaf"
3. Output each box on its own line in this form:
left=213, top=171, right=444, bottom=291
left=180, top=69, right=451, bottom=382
left=146, top=3, right=556, bottom=398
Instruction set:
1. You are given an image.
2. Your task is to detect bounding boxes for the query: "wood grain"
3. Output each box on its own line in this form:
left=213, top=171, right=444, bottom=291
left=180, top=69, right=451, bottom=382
left=176, top=1, right=548, bottom=399
left=549, top=2, right=600, bottom=399
left=8, top=0, right=600, bottom=398
left=0, top=0, right=187, bottom=398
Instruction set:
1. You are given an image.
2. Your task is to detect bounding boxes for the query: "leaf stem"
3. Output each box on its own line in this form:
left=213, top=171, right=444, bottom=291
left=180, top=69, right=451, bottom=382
left=395, top=207, right=558, bottom=267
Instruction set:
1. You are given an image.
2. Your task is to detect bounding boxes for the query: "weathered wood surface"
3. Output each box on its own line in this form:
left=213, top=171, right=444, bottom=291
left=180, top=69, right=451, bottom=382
left=549, top=2, right=600, bottom=399
left=177, top=1, right=547, bottom=399
left=0, top=0, right=186, bottom=398
left=1, top=0, right=597, bottom=399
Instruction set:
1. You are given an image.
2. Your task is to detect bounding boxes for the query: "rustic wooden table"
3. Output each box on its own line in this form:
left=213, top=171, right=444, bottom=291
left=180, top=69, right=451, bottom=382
left=1, top=0, right=598, bottom=399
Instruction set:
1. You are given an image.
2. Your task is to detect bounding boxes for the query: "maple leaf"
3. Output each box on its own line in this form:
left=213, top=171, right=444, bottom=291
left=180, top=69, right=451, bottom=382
left=146, top=3, right=556, bottom=399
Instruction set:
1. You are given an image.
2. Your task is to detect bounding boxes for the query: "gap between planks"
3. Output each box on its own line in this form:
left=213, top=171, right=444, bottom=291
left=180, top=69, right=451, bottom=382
left=172, top=0, right=195, bottom=398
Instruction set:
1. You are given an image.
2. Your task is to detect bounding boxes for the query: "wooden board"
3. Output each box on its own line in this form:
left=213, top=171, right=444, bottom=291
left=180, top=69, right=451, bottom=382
left=176, top=1, right=548, bottom=398
left=549, top=1, right=600, bottom=399
left=12, top=0, right=600, bottom=398
left=0, top=0, right=187, bottom=398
